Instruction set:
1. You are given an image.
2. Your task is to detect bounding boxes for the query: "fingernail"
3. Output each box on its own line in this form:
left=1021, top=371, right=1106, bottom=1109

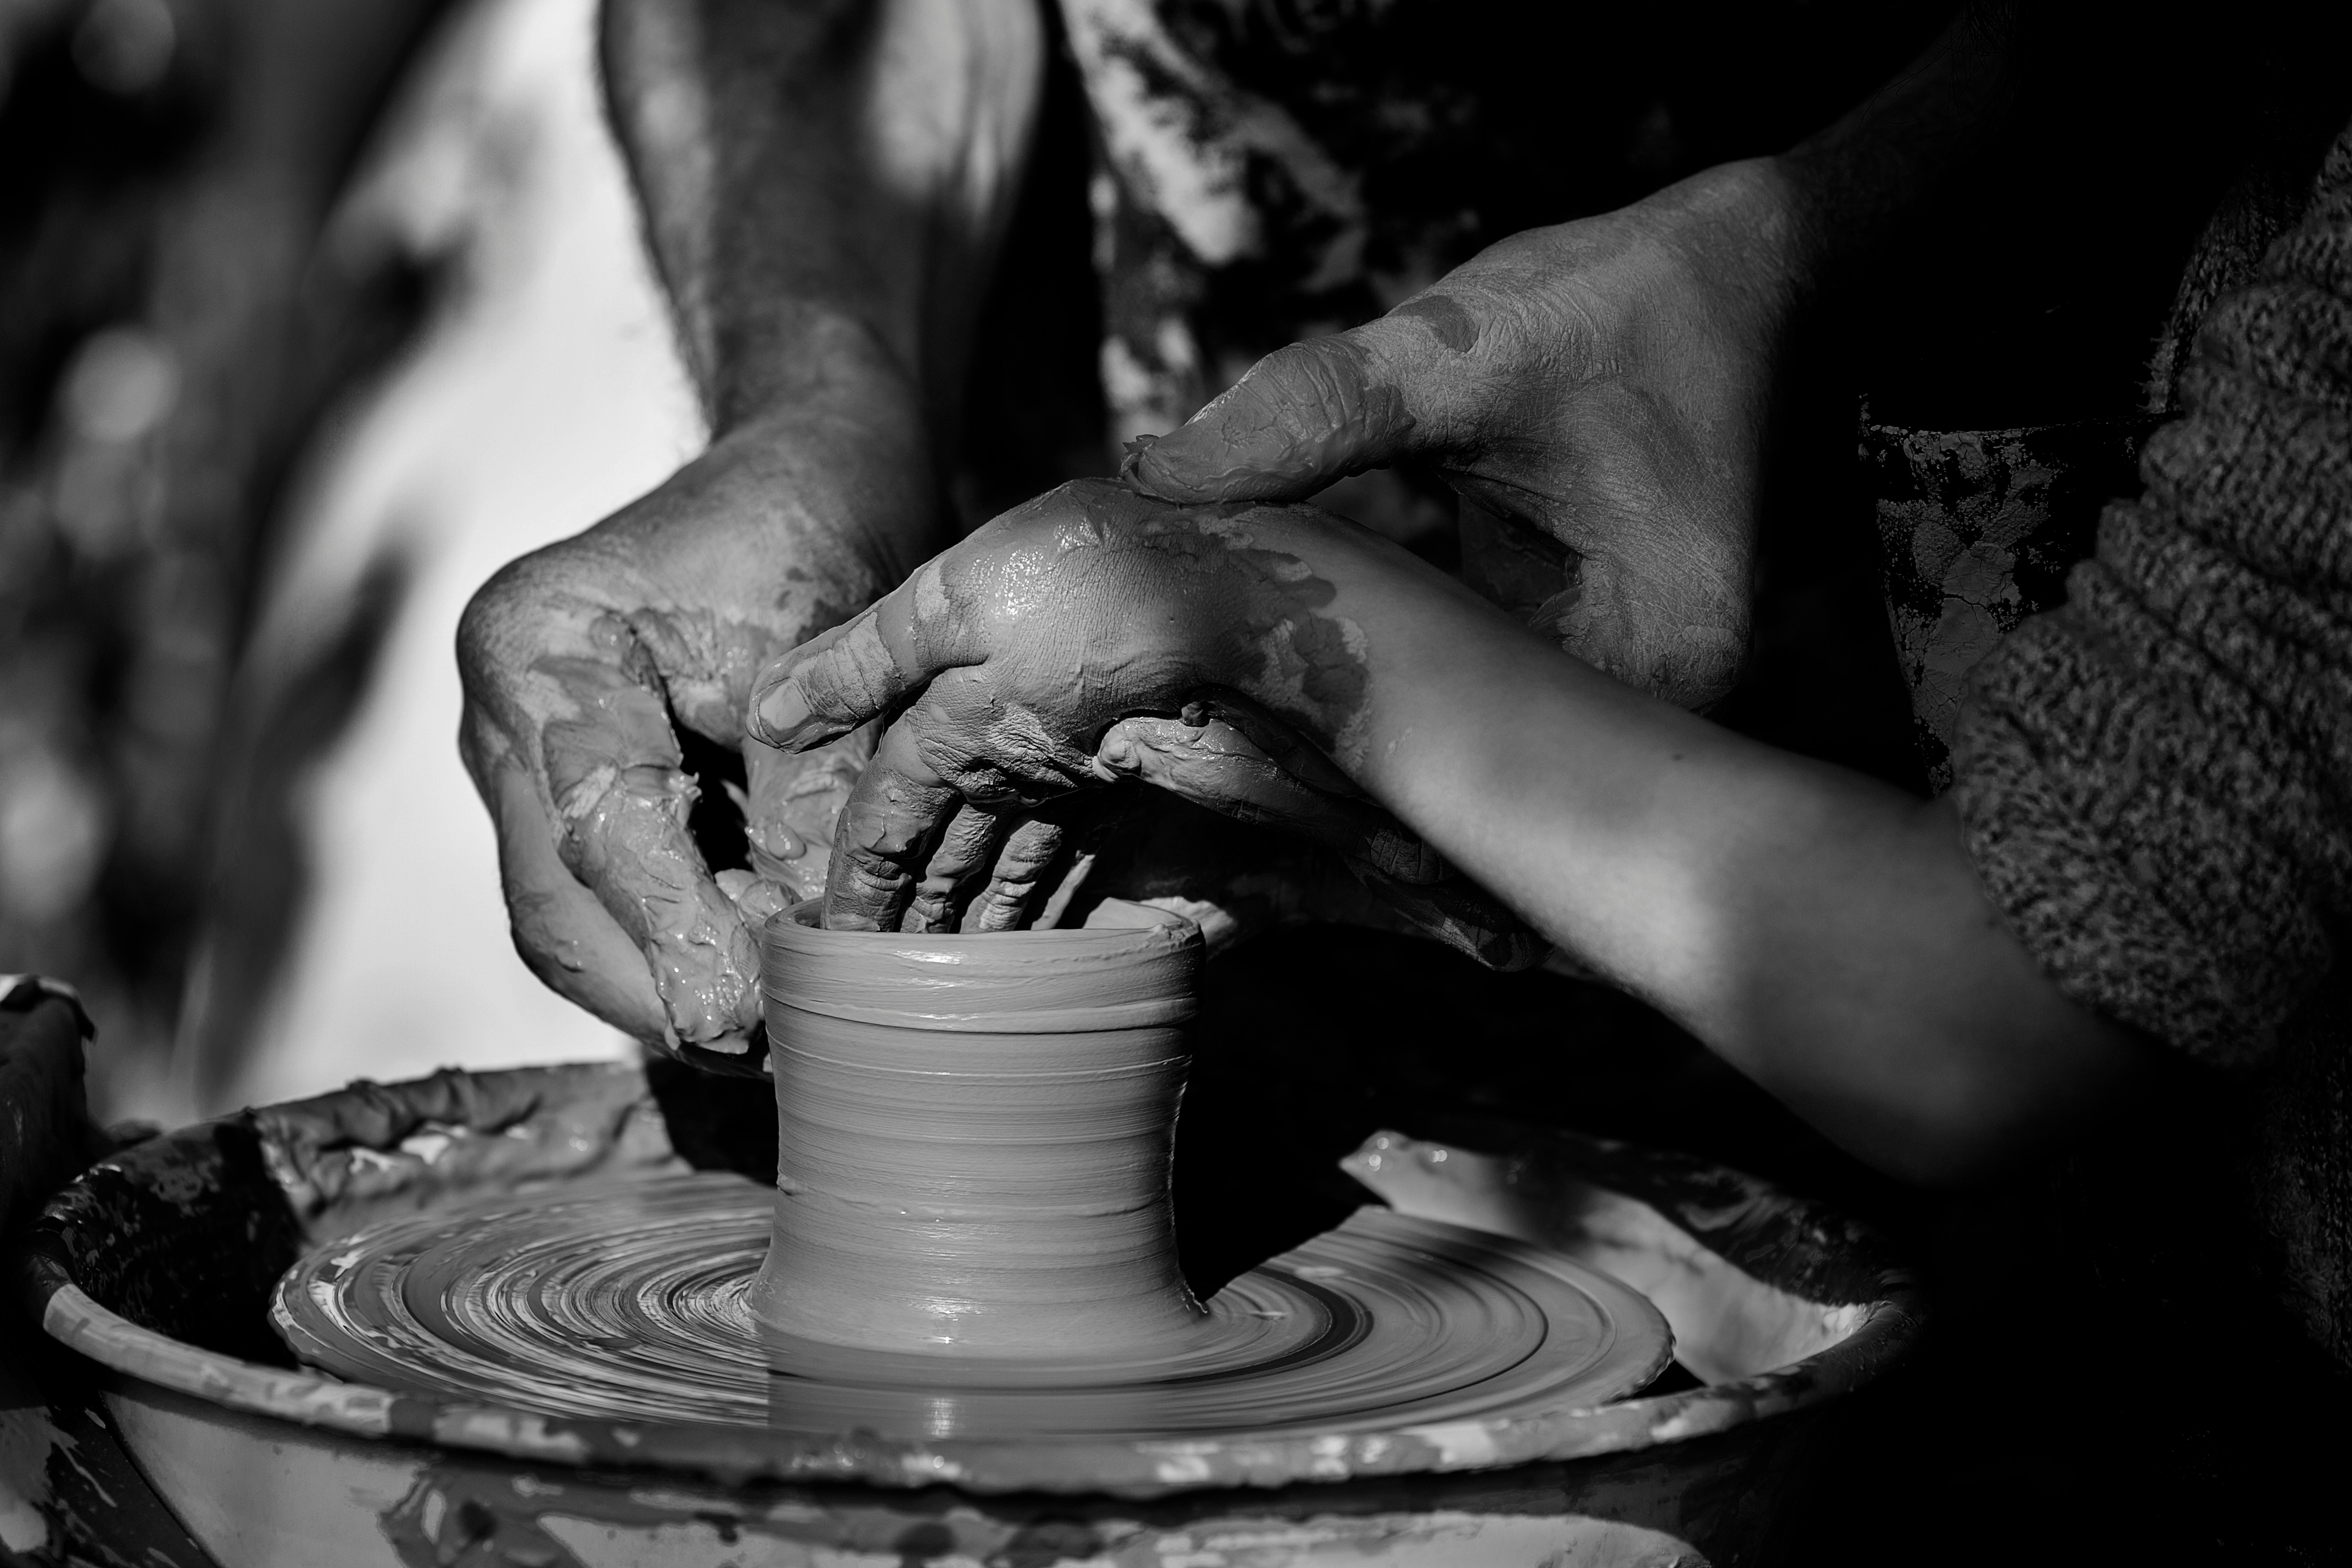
left=1117, top=442, right=1160, bottom=492
left=754, top=680, right=814, bottom=747
left=751, top=820, right=807, bottom=861
left=1122, top=427, right=1199, bottom=497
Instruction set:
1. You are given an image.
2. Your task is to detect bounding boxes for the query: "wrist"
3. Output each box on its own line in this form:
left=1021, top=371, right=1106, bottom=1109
left=1644, top=156, right=1822, bottom=323
left=711, top=353, right=947, bottom=581
left=1737, top=155, right=1830, bottom=312
left=709, top=303, right=931, bottom=446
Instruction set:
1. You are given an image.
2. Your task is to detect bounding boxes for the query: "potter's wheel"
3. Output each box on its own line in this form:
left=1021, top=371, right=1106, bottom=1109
left=272, top=1171, right=1673, bottom=1443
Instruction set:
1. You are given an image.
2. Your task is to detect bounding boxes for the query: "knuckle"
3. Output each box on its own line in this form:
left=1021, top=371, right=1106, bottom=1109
left=455, top=564, right=528, bottom=678
left=807, top=613, right=902, bottom=719
left=1256, top=340, right=1354, bottom=412
left=839, top=838, right=915, bottom=886
left=458, top=547, right=562, bottom=647
left=457, top=546, right=602, bottom=698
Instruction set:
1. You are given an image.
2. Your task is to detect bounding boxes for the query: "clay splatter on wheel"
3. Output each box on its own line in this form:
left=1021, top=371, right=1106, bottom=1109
left=271, top=902, right=1670, bottom=1455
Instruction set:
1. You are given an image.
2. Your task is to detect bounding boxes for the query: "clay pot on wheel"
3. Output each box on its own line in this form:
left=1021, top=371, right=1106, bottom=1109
left=751, top=900, right=1207, bottom=1365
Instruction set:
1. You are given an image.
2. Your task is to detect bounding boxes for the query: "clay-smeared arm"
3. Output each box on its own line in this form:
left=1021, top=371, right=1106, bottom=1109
left=457, top=0, right=1043, bottom=1064
left=752, top=481, right=2140, bottom=1183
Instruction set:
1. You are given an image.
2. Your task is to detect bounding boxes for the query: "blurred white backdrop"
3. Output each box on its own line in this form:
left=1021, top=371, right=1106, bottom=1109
left=163, top=0, right=703, bottom=1119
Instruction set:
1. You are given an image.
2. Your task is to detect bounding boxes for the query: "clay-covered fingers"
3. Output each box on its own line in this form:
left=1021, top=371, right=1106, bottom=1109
left=738, top=728, right=873, bottom=906
left=901, top=802, right=1003, bottom=933
left=824, top=768, right=1079, bottom=935
left=819, top=716, right=964, bottom=931
left=457, top=596, right=766, bottom=1066
left=1094, top=713, right=1445, bottom=883
left=467, top=713, right=672, bottom=1044
left=961, top=815, right=1068, bottom=932
left=748, top=592, right=945, bottom=754
left=811, top=641, right=1112, bottom=928
left=1121, top=305, right=1477, bottom=505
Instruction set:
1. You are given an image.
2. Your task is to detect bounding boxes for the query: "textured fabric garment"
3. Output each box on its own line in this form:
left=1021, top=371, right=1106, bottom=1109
left=1956, top=121, right=2352, bottom=1363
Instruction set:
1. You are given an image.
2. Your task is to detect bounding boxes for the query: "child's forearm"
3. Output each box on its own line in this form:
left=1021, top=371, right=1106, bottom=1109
left=749, top=481, right=2145, bottom=1182
left=1298, top=536, right=2147, bottom=1184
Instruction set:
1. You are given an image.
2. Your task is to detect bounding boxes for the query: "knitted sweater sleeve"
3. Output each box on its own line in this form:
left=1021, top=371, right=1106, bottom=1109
left=1953, top=122, right=2352, bottom=1067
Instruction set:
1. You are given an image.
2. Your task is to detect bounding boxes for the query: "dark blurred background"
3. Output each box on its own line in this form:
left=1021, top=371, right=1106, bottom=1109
left=0, top=0, right=454, bottom=1116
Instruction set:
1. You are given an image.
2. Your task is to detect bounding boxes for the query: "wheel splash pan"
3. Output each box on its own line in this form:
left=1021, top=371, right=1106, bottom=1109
left=17, top=1062, right=1920, bottom=1499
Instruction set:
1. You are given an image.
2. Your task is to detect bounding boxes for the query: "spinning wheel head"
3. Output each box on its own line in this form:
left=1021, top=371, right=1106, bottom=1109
left=272, top=1173, right=1673, bottom=1443
left=271, top=899, right=1672, bottom=1448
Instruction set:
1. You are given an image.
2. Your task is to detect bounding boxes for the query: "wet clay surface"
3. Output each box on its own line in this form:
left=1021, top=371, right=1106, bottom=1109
left=22, top=1044, right=1916, bottom=1500
left=263, top=906, right=1673, bottom=1457
left=272, top=1170, right=1669, bottom=1442
left=749, top=481, right=1401, bottom=935
left=25, top=1061, right=684, bottom=1372
left=532, top=617, right=764, bottom=1052
left=752, top=481, right=1378, bottom=777
left=752, top=902, right=1210, bottom=1361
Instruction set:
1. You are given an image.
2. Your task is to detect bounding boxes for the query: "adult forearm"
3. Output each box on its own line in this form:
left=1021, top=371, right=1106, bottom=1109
left=601, top=0, right=1044, bottom=440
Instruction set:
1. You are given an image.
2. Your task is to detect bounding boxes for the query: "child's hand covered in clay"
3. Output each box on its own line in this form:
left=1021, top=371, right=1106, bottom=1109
left=1124, top=158, right=1808, bottom=713
left=747, top=479, right=1461, bottom=934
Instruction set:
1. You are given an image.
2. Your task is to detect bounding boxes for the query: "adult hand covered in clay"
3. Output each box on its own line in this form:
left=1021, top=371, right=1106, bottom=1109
left=1124, top=159, right=1807, bottom=711
left=457, top=392, right=934, bottom=1070
left=746, top=479, right=1472, bottom=937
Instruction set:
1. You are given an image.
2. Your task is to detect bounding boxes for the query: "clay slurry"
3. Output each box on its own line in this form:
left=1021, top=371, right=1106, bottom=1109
left=272, top=1171, right=1673, bottom=1441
